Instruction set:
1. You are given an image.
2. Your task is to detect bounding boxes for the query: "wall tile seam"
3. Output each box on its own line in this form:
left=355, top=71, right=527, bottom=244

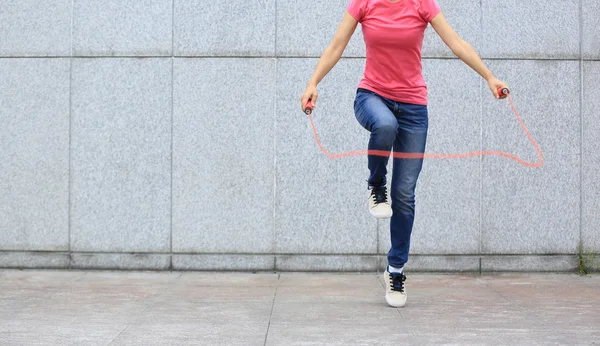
left=0, top=251, right=583, bottom=257
left=478, top=0, right=483, bottom=269
left=0, top=268, right=580, bottom=272
left=68, top=57, right=72, bottom=264
left=68, top=0, right=74, bottom=270
left=0, top=254, right=580, bottom=273
left=578, top=0, right=584, bottom=251
left=170, top=0, right=176, bottom=273
left=169, top=58, right=174, bottom=271
left=479, top=75, right=483, bottom=266
left=171, top=0, right=175, bottom=57
left=0, top=256, right=582, bottom=269
left=3, top=56, right=598, bottom=61
left=272, top=0, right=279, bottom=268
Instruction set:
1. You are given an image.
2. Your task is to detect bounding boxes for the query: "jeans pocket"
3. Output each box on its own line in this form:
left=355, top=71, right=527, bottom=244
left=399, top=103, right=429, bottom=128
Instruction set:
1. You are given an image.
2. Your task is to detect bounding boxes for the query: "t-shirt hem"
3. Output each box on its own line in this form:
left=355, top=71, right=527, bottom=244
left=357, top=83, right=428, bottom=106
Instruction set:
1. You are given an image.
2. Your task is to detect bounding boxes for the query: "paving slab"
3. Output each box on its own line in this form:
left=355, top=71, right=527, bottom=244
left=0, top=270, right=598, bottom=346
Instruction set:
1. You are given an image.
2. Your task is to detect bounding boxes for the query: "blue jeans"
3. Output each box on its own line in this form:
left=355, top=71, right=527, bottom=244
left=353, top=88, right=428, bottom=268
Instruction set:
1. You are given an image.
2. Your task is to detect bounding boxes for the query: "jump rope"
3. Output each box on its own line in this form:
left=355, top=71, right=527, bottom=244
left=302, top=87, right=543, bottom=168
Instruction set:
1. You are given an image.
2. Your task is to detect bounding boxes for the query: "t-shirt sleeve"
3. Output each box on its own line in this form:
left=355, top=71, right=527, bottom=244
left=419, top=0, right=441, bottom=22
left=347, top=0, right=365, bottom=22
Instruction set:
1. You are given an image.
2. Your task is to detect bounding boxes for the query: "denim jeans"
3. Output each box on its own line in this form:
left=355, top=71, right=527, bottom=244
left=353, top=88, right=428, bottom=268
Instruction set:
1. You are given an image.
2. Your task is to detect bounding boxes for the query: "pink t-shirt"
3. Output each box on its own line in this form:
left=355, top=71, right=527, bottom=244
left=347, top=0, right=441, bottom=105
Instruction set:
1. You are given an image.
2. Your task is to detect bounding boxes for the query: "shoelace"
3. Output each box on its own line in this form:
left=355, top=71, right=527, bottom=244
left=370, top=185, right=388, bottom=205
left=389, top=273, right=406, bottom=293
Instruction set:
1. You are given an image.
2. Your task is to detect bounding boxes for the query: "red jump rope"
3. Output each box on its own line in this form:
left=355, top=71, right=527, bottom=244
left=302, top=87, right=543, bottom=168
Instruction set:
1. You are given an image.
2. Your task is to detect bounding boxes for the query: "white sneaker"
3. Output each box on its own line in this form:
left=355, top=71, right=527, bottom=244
left=383, top=270, right=407, bottom=307
left=367, top=185, right=392, bottom=219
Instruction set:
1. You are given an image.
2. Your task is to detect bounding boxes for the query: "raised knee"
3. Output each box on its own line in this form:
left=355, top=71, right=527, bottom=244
left=373, top=120, right=398, bottom=141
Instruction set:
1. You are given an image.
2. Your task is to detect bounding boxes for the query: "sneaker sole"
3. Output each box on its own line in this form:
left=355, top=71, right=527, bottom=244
left=369, top=208, right=393, bottom=219
left=385, top=295, right=406, bottom=308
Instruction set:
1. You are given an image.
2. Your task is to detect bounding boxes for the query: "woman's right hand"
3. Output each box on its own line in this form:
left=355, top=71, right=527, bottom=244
left=300, top=84, right=318, bottom=114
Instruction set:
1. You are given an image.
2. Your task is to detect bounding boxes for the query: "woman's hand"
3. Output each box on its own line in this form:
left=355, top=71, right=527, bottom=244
left=487, top=77, right=509, bottom=99
left=300, top=84, right=318, bottom=113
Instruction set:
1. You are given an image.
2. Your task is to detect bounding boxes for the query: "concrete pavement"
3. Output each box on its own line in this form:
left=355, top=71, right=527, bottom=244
left=0, top=270, right=598, bottom=345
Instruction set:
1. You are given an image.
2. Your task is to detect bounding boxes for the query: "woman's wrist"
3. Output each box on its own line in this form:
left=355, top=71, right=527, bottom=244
left=483, top=71, right=495, bottom=82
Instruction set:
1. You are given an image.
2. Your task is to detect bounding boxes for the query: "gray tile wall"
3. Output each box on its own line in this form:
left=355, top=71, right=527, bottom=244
left=72, top=0, right=173, bottom=56
left=70, top=58, right=172, bottom=253
left=583, top=62, right=600, bottom=253
left=0, top=59, right=70, bottom=251
left=0, top=0, right=71, bottom=56
left=423, top=0, right=480, bottom=58
left=1, top=0, right=598, bottom=271
left=582, top=0, right=600, bottom=60
left=481, top=60, right=580, bottom=254
left=480, top=0, right=580, bottom=59
left=276, top=0, right=365, bottom=57
left=172, top=58, right=276, bottom=254
left=174, top=0, right=276, bottom=56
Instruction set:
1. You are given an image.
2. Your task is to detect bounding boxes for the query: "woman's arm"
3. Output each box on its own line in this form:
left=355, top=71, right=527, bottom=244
left=300, top=11, right=359, bottom=111
left=430, top=12, right=508, bottom=99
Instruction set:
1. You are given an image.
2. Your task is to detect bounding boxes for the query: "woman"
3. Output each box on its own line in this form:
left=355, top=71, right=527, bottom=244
left=300, top=0, right=508, bottom=308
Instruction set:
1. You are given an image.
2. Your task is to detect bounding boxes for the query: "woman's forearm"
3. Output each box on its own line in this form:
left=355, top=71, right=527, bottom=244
left=452, top=40, right=494, bottom=81
left=308, top=46, right=344, bottom=86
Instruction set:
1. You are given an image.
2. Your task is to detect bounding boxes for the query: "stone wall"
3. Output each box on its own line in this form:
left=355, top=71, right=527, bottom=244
left=1, top=0, right=598, bottom=271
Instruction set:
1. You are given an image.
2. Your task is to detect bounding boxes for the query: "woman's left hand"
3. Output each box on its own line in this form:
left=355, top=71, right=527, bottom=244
left=487, top=77, right=509, bottom=99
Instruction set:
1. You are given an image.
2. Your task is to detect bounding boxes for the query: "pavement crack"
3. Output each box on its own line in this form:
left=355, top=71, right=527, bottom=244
left=395, top=308, right=421, bottom=346
left=106, top=274, right=180, bottom=346
left=263, top=273, right=280, bottom=346
left=106, top=325, right=130, bottom=346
